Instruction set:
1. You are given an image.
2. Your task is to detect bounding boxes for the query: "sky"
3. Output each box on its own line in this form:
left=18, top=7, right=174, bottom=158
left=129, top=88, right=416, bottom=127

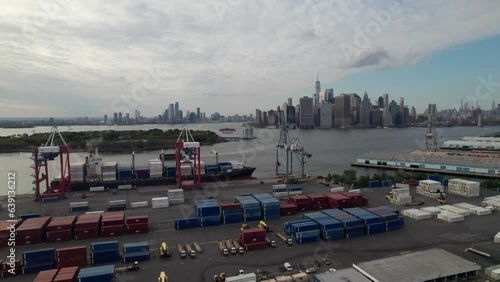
left=1, top=0, right=500, bottom=118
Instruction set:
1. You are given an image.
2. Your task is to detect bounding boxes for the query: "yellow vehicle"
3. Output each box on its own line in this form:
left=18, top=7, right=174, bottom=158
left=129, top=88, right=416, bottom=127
left=436, top=190, right=447, bottom=205
left=158, top=271, right=168, bottom=282
left=258, top=221, right=271, bottom=233
left=241, top=224, right=249, bottom=231
left=159, top=242, right=171, bottom=258
left=385, top=192, right=393, bottom=201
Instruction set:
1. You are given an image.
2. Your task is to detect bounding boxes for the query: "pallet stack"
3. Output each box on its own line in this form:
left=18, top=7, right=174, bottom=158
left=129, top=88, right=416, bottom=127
left=436, top=205, right=470, bottom=217
left=447, top=179, right=480, bottom=197
left=416, top=180, right=444, bottom=198
left=483, top=195, right=500, bottom=208
left=152, top=197, right=169, bottom=209
left=149, top=160, right=163, bottom=178
left=390, top=188, right=412, bottom=205
left=437, top=212, right=464, bottom=223
left=401, top=209, right=432, bottom=220
left=453, top=203, right=491, bottom=216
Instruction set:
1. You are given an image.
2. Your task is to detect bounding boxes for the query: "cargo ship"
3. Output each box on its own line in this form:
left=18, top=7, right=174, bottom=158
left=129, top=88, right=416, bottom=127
left=51, top=149, right=256, bottom=191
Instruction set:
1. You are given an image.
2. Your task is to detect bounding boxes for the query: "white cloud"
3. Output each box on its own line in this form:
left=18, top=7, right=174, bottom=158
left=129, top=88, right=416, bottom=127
left=0, top=0, right=499, bottom=117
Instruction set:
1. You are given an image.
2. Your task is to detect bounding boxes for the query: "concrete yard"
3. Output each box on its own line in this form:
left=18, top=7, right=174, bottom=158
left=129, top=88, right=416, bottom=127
left=1, top=179, right=499, bottom=281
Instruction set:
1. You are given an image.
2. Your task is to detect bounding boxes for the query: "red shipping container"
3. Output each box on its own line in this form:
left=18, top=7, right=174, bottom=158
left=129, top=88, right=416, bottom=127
left=74, top=228, right=99, bottom=240
left=101, top=212, right=125, bottom=227
left=326, top=193, right=351, bottom=209
left=47, top=216, right=76, bottom=232
left=126, top=215, right=149, bottom=224
left=221, top=204, right=241, bottom=210
left=34, top=269, right=58, bottom=282
left=341, top=192, right=363, bottom=208
left=15, top=217, right=51, bottom=245
left=0, top=270, right=18, bottom=278
left=2, top=260, right=20, bottom=271
left=0, top=220, right=22, bottom=248
left=56, top=246, right=87, bottom=268
left=280, top=204, right=298, bottom=216
left=240, top=228, right=266, bottom=244
left=241, top=241, right=268, bottom=251
left=101, top=225, right=124, bottom=237
left=296, top=202, right=312, bottom=211
left=126, top=223, right=149, bottom=234
left=75, top=214, right=101, bottom=229
left=53, top=272, right=76, bottom=282
left=46, top=230, right=72, bottom=243
left=306, top=194, right=328, bottom=205
left=58, top=266, right=79, bottom=274
left=288, top=195, right=310, bottom=204
left=312, top=203, right=327, bottom=210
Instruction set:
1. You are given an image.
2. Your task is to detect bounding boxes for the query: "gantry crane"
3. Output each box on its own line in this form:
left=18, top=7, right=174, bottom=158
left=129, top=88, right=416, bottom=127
left=175, top=127, right=201, bottom=189
left=275, top=108, right=311, bottom=182
left=31, top=124, right=70, bottom=200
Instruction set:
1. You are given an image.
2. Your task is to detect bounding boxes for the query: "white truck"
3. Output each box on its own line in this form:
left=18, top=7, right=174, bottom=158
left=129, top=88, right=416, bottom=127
left=185, top=243, right=196, bottom=257
left=266, top=237, right=276, bottom=247
left=177, top=243, right=186, bottom=258
left=218, top=241, right=229, bottom=256
left=225, top=239, right=237, bottom=255
left=276, top=233, right=293, bottom=246
left=193, top=241, right=203, bottom=253
left=232, top=239, right=244, bottom=254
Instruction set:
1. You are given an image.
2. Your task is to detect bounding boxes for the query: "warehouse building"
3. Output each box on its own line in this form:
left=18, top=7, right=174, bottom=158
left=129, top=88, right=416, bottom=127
left=314, top=268, right=371, bottom=282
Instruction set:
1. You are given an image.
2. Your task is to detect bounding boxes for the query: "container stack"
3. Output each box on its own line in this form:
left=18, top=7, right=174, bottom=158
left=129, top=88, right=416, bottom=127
left=288, top=195, right=312, bottom=211
left=0, top=260, right=21, bottom=278
left=101, top=162, right=117, bottom=181
left=272, top=184, right=289, bottom=198
left=280, top=203, right=298, bottom=216
left=221, top=204, right=242, bottom=224
left=447, top=179, right=480, bottom=197
left=253, top=193, right=280, bottom=220
left=15, top=216, right=51, bottom=245
left=401, top=208, right=432, bottom=220
left=340, top=192, right=364, bottom=208
left=344, top=208, right=385, bottom=235
left=168, top=188, right=185, bottom=204
left=324, top=209, right=364, bottom=238
left=453, top=203, right=491, bottom=216
left=381, top=179, right=393, bottom=187
left=287, top=186, right=303, bottom=196
left=46, top=216, right=76, bottom=243
left=180, top=164, right=192, bottom=176
left=437, top=212, right=464, bottom=223
left=21, top=248, right=55, bottom=275
left=284, top=219, right=320, bottom=244
left=77, top=265, right=115, bottom=282
left=135, top=165, right=150, bottom=179
left=91, top=241, right=119, bottom=264
left=219, top=162, right=233, bottom=173
left=117, top=162, right=132, bottom=180
left=198, top=161, right=206, bottom=175
left=165, top=165, right=176, bottom=177
left=174, top=217, right=198, bottom=230
left=416, top=180, right=444, bottom=198
left=206, top=163, right=218, bottom=175
left=303, top=213, right=343, bottom=241
left=485, top=265, right=500, bottom=281
left=69, top=201, right=89, bottom=212
left=390, top=187, right=412, bottom=205
left=126, top=215, right=149, bottom=234
left=325, top=193, right=350, bottom=209
left=74, top=213, right=101, bottom=240
left=195, top=199, right=221, bottom=227
left=236, top=195, right=262, bottom=222
left=435, top=205, right=470, bottom=216
left=107, top=200, right=126, bottom=211
left=33, top=269, right=58, bottom=282
left=239, top=228, right=267, bottom=251
left=306, top=194, right=329, bottom=210
left=52, top=266, right=79, bottom=281
left=152, top=197, right=170, bottom=209
left=122, top=242, right=150, bottom=263
left=101, top=212, right=125, bottom=237
left=368, top=180, right=381, bottom=188
left=0, top=220, right=21, bottom=248
left=149, top=160, right=163, bottom=178
left=71, top=162, right=85, bottom=182
left=365, top=206, right=403, bottom=231
left=483, top=195, right=500, bottom=208
left=55, top=246, right=87, bottom=268
left=18, top=213, right=41, bottom=220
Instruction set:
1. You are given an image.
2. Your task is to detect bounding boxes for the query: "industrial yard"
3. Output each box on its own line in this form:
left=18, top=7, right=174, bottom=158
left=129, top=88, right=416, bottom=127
left=1, top=178, right=499, bottom=281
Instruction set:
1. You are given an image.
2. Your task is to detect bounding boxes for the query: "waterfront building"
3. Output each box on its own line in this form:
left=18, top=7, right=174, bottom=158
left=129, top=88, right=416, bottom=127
left=361, top=92, right=371, bottom=127
left=334, top=94, right=351, bottom=127
left=320, top=103, right=333, bottom=128
left=299, top=96, right=314, bottom=128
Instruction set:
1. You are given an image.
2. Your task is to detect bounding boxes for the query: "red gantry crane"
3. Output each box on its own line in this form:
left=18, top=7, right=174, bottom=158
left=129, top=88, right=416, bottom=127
left=175, top=127, right=201, bottom=189
left=32, top=125, right=70, bottom=200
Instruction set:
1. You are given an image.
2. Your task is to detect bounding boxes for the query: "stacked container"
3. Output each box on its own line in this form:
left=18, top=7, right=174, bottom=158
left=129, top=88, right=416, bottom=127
left=18, top=213, right=41, bottom=220
left=287, top=186, right=303, bottom=196
left=306, top=194, right=329, bottom=210
left=165, top=165, right=176, bottom=177
left=195, top=199, right=221, bottom=227
left=69, top=202, right=89, bottom=212
left=15, top=216, right=51, bottom=245
left=180, top=164, right=192, bottom=176
left=416, top=180, right=444, bottom=198
left=100, top=212, right=124, bottom=237
left=303, top=212, right=343, bottom=241
left=174, top=217, right=198, bottom=230
left=284, top=219, right=320, bottom=244
left=219, top=162, right=232, bottom=173
left=368, top=180, right=381, bottom=188
left=107, top=200, right=126, bottom=211
left=135, top=165, right=150, bottom=179
left=382, top=179, right=393, bottom=187
left=21, top=248, right=55, bottom=275
left=323, top=209, right=365, bottom=238
left=325, top=193, right=350, bottom=209
left=344, top=207, right=384, bottom=235
left=221, top=204, right=242, bottom=224
left=46, top=216, right=76, bottom=243
left=280, top=203, right=298, bottom=216
left=34, top=269, right=58, bottom=282
left=117, top=162, right=132, bottom=180
left=101, top=162, right=117, bottom=181
left=55, top=246, right=87, bottom=268
left=272, top=184, right=289, bottom=198
left=168, top=188, right=185, bottom=204
left=91, top=241, right=119, bottom=264
left=53, top=266, right=78, bottom=282
left=0, top=259, right=21, bottom=278
left=74, top=213, right=101, bottom=240
left=236, top=196, right=261, bottom=222
left=149, top=160, right=163, bottom=178
left=126, top=215, right=149, bottom=234
left=0, top=220, right=21, bottom=248
left=77, top=265, right=115, bottom=282
left=340, top=192, right=364, bottom=208
left=152, top=197, right=169, bottom=209
left=198, top=161, right=206, bottom=175
left=447, top=179, right=480, bottom=197
left=288, top=195, right=311, bottom=211
left=122, top=242, right=150, bottom=263
left=253, top=193, right=280, bottom=220
left=71, top=162, right=85, bottom=182
left=239, top=228, right=267, bottom=251
left=365, top=206, right=403, bottom=231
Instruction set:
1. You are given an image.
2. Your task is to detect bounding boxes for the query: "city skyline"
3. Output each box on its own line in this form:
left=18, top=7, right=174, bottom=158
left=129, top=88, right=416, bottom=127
left=1, top=1, right=500, bottom=118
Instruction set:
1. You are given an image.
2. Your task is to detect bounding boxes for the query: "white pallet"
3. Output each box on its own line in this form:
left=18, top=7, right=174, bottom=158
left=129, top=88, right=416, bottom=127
left=169, top=198, right=185, bottom=204
left=89, top=186, right=105, bottom=192
left=437, top=211, right=464, bottom=222
left=485, top=264, right=500, bottom=280
left=420, top=207, right=441, bottom=216
left=470, top=207, right=491, bottom=216
left=330, top=187, right=344, bottom=193
left=118, top=184, right=133, bottom=190
left=70, top=202, right=89, bottom=208
left=436, top=205, right=470, bottom=216
left=452, top=202, right=478, bottom=211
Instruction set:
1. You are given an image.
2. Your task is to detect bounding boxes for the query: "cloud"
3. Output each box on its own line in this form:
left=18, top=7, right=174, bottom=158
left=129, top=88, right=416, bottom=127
left=0, top=0, right=499, bottom=117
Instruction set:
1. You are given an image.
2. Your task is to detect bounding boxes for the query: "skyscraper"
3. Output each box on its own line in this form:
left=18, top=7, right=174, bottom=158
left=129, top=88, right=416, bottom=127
left=118, top=112, right=123, bottom=124
left=334, top=94, right=351, bottom=127
left=410, top=106, right=416, bottom=125
left=325, top=89, right=334, bottom=103
left=378, top=96, right=384, bottom=109
left=315, top=74, right=321, bottom=107
left=299, top=96, right=314, bottom=128
left=320, top=103, right=333, bottom=128
left=361, top=92, right=371, bottom=127
left=196, top=107, right=201, bottom=122
left=168, top=103, right=174, bottom=123
left=492, top=100, right=496, bottom=112
left=288, top=98, right=293, bottom=106
left=164, top=109, right=168, bottom=123
left=255, top=109, right=262, bottom=125
left=389, top=100, right=398, bottom=126
left=383, top=94, right=389, bottom=109
left=399, top=97, right=405, bottom=126
left=174, top=102, right=179, bottom=120
left=103, top=114, right=107, bottom=124
left=113, top=112, right=118, bottom=124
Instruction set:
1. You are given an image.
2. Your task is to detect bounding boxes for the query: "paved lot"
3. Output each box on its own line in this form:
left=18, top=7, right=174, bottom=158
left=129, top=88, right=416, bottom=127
left=1, top=179, right=499, bottom=281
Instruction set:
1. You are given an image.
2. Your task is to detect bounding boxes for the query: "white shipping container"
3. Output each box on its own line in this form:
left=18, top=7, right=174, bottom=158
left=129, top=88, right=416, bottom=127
left=85, top=211, right=104, bottom=215
left=89, top=186, right=105, bottom=192
left=420, top=207, right=441, bottom=216
left=131, top=201, right=149, bottom=208
left=118, top=184, right=133, bottom=190
left=70, top=202, right=89, bottom=208
left=495, top=232, right=500, bottom=243
left=225, top=273, right=257, bottom=282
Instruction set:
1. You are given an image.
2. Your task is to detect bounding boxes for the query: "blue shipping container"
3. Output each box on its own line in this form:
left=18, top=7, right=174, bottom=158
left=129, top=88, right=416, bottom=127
left=22, top=263, right=54, bottom=275
left=122, top=252, right=149, bottom=263
left=91, top=250, right=119, bottom=264
left=123, top=242, right=149, bottom=253
left=91, top=241, right=119, bottom=252
left=23, top=248, right=55, bottom=260
left=78, top=265, right=115, bottom=282
left=18, top=213, right=41, bottom=220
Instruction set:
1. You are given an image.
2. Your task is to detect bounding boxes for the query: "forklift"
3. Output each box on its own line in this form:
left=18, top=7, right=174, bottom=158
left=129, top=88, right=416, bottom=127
left=436, top=190, right=447, bottom=205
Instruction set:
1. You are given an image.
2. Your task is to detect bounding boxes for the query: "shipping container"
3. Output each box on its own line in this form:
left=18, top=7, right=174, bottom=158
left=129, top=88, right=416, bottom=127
left=127, top=223, right=149, bottom=234
left=91, top=249, right=119, bottom=264
left=77, top=265, right=115, bottom=282
left=123, top=241, right=149, bottom=253
left=56, top=246, right=87, bottom=268
left=123, top=251, right=150, bottom=263
left=74, top=227, right=99, bottom=240
left=47, top=216, right=76, bottom=232
left=126, top=215, right=148, bottom=224
left=0, top=220, right=22, bottom=248
left=15, top=216, right=51, bottom=245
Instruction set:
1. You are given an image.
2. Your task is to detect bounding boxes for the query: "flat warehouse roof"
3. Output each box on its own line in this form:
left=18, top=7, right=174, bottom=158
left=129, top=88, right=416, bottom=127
left=353, top=248, right=480, bottom=282
left=314, top=268, right=372, bottom=282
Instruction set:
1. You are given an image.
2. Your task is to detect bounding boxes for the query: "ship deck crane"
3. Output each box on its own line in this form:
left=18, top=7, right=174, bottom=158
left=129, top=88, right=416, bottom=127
left=275, top=107, right=311, bottom=182
left=32, top=124, right=70, bottom=200
left=175, top=127, right=201, bottom=189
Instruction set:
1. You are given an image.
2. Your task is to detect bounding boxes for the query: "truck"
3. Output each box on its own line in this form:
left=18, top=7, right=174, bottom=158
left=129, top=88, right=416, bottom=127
left=225, top=239, right=237, bottom=255
left=218, top=241, right=229, bottom=256
left=185, top=243, right=196, bottom=257
left=232, top=239, right=244, bottom=254
left=193, top=241, right=203, bottom=253
left=266, top=237, right=276, bottom=247
left=177, top=243, right=186, bottom=258
left=158, top=271, right=168, bottom=282
left=276, top=232, right=293, bottom=246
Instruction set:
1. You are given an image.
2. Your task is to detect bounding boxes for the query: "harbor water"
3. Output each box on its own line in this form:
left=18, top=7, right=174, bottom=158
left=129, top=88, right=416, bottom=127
left=0, top=123, right=497, bottom=196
